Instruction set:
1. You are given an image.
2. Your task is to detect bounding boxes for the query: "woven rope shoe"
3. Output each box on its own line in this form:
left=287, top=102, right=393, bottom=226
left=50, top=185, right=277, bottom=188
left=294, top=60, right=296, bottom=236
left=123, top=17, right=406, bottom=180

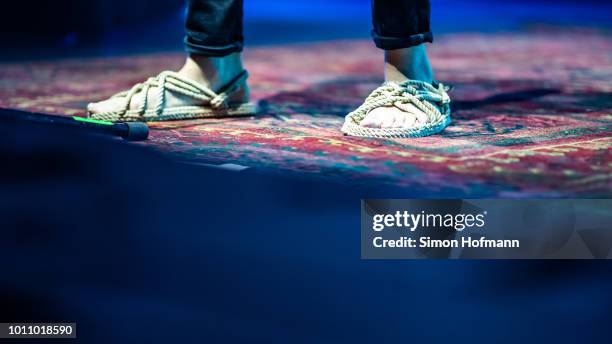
left=342, top=80, right=451, bottom=138
left=88, top=70, right=256, bottom=122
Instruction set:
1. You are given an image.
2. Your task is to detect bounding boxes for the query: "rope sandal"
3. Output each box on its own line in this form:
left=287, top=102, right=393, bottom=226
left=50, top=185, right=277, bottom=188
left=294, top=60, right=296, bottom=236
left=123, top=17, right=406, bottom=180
left=341, top=80, right=451, bottom=138
left=89, top=70, right=256, bottom=122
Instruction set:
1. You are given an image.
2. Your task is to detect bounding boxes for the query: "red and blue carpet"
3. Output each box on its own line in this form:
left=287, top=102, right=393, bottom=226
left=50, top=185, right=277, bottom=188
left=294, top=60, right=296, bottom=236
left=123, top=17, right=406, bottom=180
left=1, top=29, right=610, bottom=197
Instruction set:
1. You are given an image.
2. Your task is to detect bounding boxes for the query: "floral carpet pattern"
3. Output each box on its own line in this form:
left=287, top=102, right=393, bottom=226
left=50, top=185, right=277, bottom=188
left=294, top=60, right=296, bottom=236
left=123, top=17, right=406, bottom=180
left=1, top=29, right=611, bottom=197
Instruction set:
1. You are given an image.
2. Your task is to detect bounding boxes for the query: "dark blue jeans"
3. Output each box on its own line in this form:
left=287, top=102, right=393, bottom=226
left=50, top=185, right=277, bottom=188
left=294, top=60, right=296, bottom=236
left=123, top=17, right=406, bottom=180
left=185, top=0, right=433, bottom=56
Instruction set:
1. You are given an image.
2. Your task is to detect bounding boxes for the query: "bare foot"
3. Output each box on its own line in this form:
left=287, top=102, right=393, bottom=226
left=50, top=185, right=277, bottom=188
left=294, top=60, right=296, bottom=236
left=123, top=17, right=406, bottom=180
left=359, top=44, right=434, bottom=129
left=87, top=53, right=249, bottom=116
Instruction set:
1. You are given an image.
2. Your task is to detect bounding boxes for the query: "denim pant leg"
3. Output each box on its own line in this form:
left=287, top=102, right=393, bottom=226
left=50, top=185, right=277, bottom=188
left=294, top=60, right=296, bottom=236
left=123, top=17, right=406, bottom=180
left=371, top=0, right=433, bottom=50
left=184, top=0, right=244, bottom=57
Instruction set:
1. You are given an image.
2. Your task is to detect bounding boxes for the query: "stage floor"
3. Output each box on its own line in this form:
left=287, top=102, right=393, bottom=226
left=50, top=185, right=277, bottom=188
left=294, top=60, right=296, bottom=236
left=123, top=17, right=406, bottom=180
left=1, top=28, right=610, bottom=197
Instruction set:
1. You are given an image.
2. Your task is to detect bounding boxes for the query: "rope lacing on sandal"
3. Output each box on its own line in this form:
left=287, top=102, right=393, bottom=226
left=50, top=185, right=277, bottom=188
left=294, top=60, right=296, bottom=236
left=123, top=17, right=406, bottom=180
left=108, top=70, right=249, bottom=118
left=341, top=80, right=451, bottom=138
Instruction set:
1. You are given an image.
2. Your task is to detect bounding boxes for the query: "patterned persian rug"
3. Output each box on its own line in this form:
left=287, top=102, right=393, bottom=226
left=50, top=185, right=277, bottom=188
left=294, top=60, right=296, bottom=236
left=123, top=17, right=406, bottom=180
left=1, top=29, right=610, bottom=197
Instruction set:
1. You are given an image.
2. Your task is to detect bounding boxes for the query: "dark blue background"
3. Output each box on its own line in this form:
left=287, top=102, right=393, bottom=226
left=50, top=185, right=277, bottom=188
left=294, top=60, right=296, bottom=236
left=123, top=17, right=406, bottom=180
left=2, top=119, right=611, bottom=343
left=1, top=0, right=611, bottom=59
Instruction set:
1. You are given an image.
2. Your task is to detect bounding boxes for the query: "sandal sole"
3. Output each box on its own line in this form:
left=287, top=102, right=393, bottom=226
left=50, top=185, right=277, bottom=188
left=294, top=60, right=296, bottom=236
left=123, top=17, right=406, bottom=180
left=89, top=103, right=257, bottom=122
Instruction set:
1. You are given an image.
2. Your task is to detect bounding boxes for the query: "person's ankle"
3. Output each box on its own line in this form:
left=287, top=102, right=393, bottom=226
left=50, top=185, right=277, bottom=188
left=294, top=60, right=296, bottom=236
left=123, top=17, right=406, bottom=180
left=384, top=44, right=434, bottom=84
left=179, top=52, right=245, bottom=91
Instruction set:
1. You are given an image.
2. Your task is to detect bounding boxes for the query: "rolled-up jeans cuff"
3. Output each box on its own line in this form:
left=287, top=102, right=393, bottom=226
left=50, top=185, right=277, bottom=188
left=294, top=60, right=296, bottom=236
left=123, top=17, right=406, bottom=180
left=372, top=31, right=433, bottom=50
left=184, top=36, right=243, bottom=57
